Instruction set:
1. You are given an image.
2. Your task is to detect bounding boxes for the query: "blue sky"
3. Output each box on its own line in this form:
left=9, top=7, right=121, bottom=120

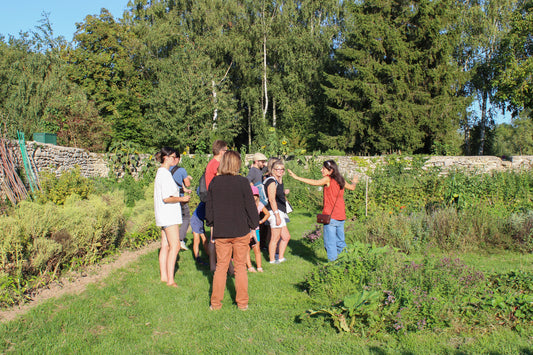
left=0, top=0, right=128, bottom=41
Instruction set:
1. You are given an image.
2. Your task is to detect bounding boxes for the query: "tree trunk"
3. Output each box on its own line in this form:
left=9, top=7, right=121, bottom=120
left=272, top=95, right=276, bottom=127
left=212, top=80, right=218, bottom=130
left=248, top=105, right=252, bottom=147
left=477, top=90, right=488, bottom=155
left=262, top=32, right=268, bottom=123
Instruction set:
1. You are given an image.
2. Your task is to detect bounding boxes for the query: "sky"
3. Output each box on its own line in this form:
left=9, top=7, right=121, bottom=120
left=0, top=0, right=129, bottom=42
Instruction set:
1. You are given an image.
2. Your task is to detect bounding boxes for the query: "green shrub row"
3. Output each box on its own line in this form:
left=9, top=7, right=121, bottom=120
left=343, top=207, right=533, bottom=254
left=0, top=187, right=157, bottom=307
left=283, top=154, right=533, bottom=217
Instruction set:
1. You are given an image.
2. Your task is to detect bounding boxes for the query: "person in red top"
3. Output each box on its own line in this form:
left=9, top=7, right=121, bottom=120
left=288, top=160, right=358, bottom=261
left=191, top=140, right=227, bottom=270
left=205, top=140, right=228, bottom=187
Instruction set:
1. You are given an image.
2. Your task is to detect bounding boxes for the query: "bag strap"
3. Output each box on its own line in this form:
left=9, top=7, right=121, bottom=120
left=263, top=176, right=277, bottom=186
left=326, top=188, right=342, bottom=215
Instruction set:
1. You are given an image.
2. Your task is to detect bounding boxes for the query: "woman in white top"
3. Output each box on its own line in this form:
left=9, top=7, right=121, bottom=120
left=154, top=147, right=191, bottom=287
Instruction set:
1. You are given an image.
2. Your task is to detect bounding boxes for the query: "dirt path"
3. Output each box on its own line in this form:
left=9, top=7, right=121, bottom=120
left=0, top=241, right=160, bottom=324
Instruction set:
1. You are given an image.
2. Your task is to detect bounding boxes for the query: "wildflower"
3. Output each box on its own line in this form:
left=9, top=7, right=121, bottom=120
left=282, top=140, right=287, bottom=145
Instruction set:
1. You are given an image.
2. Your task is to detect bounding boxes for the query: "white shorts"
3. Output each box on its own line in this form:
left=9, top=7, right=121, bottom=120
left=267, top=210, right=290, bottom=228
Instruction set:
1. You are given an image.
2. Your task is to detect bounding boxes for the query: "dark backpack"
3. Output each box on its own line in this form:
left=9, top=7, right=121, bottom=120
left=196, top=172, right=208, bottom=203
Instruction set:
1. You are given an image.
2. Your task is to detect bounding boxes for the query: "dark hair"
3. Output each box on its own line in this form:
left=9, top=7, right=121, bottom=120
left=218, top=150, right=241, bottom=175
left=155, top=147, right=178, bottom=163
left=212, top=140, right=228, bottom=155
left=323, top=160, right=345, bottom=189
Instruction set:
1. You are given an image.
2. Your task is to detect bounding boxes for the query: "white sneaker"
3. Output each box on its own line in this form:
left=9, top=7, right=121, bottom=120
left=180, top=241, right=189, bottom=250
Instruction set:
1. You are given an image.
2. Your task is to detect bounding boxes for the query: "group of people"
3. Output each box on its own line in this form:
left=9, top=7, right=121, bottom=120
left=153, top=140, right=358, bottom=310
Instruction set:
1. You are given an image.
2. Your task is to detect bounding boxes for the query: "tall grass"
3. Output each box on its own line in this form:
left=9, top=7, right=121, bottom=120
left=344, top=206, right=533, bottom=254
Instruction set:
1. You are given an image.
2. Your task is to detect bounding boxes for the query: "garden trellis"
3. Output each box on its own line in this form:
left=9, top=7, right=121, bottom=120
left=0, top=127, right=40, bottom=204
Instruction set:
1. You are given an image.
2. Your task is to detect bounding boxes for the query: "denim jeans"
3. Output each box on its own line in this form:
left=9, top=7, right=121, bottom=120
left=179, top=202, right=190, bottom=242
left=323, top=219, right=346, bottom=261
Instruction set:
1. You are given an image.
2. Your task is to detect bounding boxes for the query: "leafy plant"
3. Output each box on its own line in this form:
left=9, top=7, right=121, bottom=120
left=303, top=244, right=533, bottom=335
left=35, top=168, right=94, bottom=205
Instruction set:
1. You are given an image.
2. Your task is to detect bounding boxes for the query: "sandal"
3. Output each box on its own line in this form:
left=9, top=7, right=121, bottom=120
left=248, top=267, right=257, bottom=273
left=257, top=267, right=263, bottom=272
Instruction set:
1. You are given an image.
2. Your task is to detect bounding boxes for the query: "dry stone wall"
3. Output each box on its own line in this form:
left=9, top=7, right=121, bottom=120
left=1, top=142, right=532, bottom=187
left=245, top=154, right=533, bottom=178
left=4, top=141, right=109, bottom=178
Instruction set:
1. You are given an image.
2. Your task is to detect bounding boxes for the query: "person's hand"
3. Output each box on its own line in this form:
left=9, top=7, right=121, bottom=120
left=181, top=194, right=191, bottom=203
left=275, top=213, right=281, bottom=226
left=352, top=175, right=359, bottom=184
left=287, top=169, right=296, bottom=178
left=284, top=188, right=290, bottom=195
left=187, top=175, right=193, bottom=180
left=183, top=187, right=193, bottom=194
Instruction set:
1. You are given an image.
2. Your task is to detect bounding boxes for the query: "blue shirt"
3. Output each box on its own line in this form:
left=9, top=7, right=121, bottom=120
left=170, top=165, right=188, bottom=197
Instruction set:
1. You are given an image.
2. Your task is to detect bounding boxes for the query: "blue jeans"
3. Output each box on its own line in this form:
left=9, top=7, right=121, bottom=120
left=323, top=219, right=346, bottom=261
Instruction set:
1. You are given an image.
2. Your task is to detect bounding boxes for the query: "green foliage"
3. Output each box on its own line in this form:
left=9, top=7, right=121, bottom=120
left=68, top=9, right=150, bottom=146
left=322, top=0, right=468, bottom=154
left=349, top=206, right=533, bottom=254
left=492, top=116, right=533, bottom=156
left=304, top=244, right=532, bottom=334
left=493, top=0, right=533, bottom=114
left=0, top=212, right=532, bottom=352
left=106, top=141, right=146, bottom=178
left=35, top=168, right=94, bottom=205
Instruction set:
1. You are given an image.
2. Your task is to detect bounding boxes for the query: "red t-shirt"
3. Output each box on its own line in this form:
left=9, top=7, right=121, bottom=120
left=323, top=178, right=346, bottom=221
left=205, top=158, right=220, bottom=188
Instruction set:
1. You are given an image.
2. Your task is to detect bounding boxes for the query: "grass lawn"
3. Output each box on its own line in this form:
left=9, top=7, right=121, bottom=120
left=1, top=211, right=532, bottom=354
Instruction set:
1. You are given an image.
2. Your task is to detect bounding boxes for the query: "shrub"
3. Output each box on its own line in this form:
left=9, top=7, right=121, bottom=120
left=345, top=205, right=533, bottom=254
left=35, top=167, right=94, bottom=205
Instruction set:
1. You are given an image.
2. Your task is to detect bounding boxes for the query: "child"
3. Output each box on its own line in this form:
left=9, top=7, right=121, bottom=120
left=190, top=204, right=208, bottom=265
left=247, top=185, right=269, bottom=272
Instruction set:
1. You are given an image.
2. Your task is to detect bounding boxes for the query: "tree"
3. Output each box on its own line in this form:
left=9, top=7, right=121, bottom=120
left=144, top=41, right=239, bottom=152
left=323, top=0, right=469, bottom=154
left=458, top=0, right=515, bottom=155
left=68, top=9, right=151, bottom=146
left=494, top=0, right=533, bottom=116
left=0, top=13, right=108, bottom=150
left=124, top=0, right=241, bottom=152
left=491, top=112, right=533, bottom=155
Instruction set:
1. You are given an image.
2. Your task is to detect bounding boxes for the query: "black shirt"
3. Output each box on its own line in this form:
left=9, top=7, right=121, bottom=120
left=206, top=175, right=259, bottom=239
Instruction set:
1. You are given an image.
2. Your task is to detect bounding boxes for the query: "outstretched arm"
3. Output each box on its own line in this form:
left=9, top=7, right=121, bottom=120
left=287, top=169, right=329, bottom=186
left=344, top=176, right=360, bottom=191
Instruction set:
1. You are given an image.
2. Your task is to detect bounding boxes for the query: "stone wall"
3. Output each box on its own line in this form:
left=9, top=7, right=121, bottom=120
left=2, top=142, right=533, bottom=186
left=246, top=154, right=533, bottom=178
left=4, top=141, right=109, bottom=179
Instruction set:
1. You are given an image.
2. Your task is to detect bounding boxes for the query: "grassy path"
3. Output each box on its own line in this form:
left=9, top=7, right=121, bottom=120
left=1, top=211, right=531, bottom=354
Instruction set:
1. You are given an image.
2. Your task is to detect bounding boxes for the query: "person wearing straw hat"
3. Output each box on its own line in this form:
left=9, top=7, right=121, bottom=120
left=247, top=152, right=268, bottom=185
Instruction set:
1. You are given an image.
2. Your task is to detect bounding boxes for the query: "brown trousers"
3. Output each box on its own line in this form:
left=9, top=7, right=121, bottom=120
left=210, top=234, right=250, bottom=309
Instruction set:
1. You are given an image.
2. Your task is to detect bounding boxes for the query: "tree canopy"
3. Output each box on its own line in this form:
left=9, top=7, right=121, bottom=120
left=0, top=0, right=531, bottom=155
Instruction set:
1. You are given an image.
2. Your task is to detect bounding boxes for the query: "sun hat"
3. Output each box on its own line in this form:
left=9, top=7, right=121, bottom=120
left=251, top=185, right=259, bottom=195
left=253, top=152, right=268, bottom=162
